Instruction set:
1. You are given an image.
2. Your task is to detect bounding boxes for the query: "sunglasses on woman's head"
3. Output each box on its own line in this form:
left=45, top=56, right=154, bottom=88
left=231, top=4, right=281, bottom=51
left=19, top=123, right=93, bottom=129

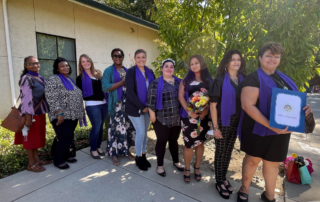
left=112, top=55, right=123, bottom=59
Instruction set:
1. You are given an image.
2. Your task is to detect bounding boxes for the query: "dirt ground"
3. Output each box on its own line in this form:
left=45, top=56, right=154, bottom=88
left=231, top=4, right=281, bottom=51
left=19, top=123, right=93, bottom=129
left=145, top=130, right=285, bottom=196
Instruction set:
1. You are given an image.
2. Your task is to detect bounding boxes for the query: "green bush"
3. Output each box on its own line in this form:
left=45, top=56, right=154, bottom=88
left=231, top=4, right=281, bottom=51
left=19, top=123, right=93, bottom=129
left=0, top=115, right=105, bottom=178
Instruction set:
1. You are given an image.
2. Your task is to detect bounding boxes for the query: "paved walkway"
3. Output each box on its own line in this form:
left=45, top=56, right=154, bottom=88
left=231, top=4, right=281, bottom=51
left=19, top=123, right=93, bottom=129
left=285, top=93, right=320, bottom=202
left=0, top=140, right=284, bottom=202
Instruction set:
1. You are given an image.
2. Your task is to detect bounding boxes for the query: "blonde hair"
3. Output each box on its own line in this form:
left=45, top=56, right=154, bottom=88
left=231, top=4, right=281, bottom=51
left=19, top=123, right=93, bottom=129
left=78, top=54, right=102, bottom=80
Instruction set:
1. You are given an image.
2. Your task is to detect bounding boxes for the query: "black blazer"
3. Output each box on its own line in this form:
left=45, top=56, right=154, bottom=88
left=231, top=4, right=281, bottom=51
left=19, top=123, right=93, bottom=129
left=125, top=66, right=156, bottom=117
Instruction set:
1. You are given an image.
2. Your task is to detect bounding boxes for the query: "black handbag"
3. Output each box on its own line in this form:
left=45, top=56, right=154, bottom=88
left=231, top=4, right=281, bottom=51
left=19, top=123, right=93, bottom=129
left=305, top=112, right=316, bottom=134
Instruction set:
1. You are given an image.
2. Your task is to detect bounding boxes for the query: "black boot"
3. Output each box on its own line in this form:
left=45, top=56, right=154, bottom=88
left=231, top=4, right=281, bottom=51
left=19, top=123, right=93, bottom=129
left=135, top=156, right=148, bottom=171
left=142, top=153, right=151, bottom=168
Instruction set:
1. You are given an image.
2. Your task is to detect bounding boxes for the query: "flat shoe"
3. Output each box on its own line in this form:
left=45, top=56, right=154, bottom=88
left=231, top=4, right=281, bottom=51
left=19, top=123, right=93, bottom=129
left=173, top=162, right=184, bottom=171
left=91, top=151, right=101, bottom=159
left=55, top=163, right=70, bottom=170
left=66, top=158, right=77, bottom=163
left=97, top=150, right=105, bottom=156
left=157, top=169, right=166, bottom=177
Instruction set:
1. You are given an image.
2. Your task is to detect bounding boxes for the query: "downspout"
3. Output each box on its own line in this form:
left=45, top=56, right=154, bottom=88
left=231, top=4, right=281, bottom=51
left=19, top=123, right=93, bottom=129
left=3, top=0, right=16, bottom=106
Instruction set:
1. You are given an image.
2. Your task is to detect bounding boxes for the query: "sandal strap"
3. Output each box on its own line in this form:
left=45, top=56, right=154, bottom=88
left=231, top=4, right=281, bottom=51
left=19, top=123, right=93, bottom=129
left=183, top=175, right=190, bottom=179
left=224, top=180, right=232, bottom=189
left=216, top=182, right=229, bottom=193
left=184, top=168, right=190, bottom=171
left=237, top=191, right=249, bottom=198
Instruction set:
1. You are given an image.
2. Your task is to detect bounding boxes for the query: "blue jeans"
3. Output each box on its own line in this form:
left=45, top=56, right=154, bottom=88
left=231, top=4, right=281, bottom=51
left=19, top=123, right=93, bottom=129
left=128, top=113, right=150, bottom=156
left=86, top=104, right=108, bottom=151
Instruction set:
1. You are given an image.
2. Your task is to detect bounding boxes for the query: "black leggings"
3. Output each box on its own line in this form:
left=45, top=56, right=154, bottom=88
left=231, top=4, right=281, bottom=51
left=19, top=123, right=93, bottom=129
left=153, top=120, right=181, bottom=166
left=214, top=117, right=239, bottom=182
left=51, top=119, right=78, bottom=166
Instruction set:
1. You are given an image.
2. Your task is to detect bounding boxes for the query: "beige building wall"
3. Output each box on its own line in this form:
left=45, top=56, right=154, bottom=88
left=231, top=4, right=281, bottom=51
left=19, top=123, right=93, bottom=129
left=0, top=0, right=159, bottom=118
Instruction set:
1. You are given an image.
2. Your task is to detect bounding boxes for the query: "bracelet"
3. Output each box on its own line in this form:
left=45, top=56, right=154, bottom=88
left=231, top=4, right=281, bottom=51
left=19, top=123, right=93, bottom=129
left=214, top=128, right=220, bottom=131
left=57, top=112, right=64, bottom=116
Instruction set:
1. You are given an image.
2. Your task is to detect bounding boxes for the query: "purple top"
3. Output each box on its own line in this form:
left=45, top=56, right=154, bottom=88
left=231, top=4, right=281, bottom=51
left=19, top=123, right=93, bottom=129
left=19, top=74, right=50, bottom=116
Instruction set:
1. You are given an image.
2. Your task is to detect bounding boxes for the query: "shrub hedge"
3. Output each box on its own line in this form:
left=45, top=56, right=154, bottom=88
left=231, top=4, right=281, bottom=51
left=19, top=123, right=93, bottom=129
left=0, top=115, right=106, bottom=179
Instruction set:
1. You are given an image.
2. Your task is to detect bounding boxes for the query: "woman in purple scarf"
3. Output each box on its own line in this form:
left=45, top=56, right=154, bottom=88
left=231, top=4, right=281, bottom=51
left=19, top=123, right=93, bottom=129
left=125, top=49, right=155, bottom=171
left=209, top=50, right=246, bottom=199
left=178, top=55, right=213, bottom=183
left=76, top=54, right=108, bottom=160
left=237, top=43, right=312, bottom=202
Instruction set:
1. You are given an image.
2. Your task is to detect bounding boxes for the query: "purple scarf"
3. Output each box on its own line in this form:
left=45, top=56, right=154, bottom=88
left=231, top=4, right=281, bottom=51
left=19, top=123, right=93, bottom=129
left=221, top=73, right=243, bottom=126
left=156, top=75, right=181, bottom=110
left=58, top=74, right=76, bottom=90
left=81, top=71, right=94, bottom=97
left=113, top=65, right=127, bottom=101
left=27, top=71, right=45, bottom=83
left=135, top=65, right=155, bottom=105
left=237, top=68, right=298, bottom=139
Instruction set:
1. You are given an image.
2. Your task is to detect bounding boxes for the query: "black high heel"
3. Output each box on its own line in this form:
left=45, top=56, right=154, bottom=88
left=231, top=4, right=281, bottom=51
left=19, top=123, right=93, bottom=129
left=216, top=181, right=230, bottom=199
left=237, top=191, right=249, bottom=202
left=193, top=164, right=202, bottom=182
left=261, top=191, right=275, bottom=202
left=224, top=180, right=233, bottom=194
left=183, top=168, right=191, bottom=183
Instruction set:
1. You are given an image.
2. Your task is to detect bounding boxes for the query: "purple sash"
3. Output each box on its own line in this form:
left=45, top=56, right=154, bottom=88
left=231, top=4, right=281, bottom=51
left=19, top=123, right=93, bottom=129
left=237, top=68, right=298, bottom=139
left=81, top=71, right=93, bottom=98
left=135, top=65, right=155, bottom=105
left=27, top=71, right=45, bottom=83
left=58, top=74, right=76, bottom=90
left=221, top=73, right=243, bottom=126
left=156, top=75, right=181, bottom=110
left=113, top=65, right=127, bottom=101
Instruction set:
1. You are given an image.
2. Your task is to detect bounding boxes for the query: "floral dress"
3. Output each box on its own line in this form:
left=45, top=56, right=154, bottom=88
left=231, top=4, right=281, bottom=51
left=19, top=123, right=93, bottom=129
left=107, top=69, right=136, bottom=157
left=181, top=81, right=212, bottom=148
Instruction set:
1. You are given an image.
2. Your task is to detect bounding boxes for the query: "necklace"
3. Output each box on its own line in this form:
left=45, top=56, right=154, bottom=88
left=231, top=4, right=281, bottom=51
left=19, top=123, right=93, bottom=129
left=270, top=75, right=288, bottom=90
left=230, top=78, right=239, bottom=85
left=164, top=77, right=175, bottom=85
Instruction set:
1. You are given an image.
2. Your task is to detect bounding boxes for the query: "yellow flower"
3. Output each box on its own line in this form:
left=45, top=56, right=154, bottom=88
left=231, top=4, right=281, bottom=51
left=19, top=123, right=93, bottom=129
left=292, top=153, right=298, bottom=158
left=199, top=99, right=206, bottom=105
left=188, top=108, right=192, bottom=111
left=195, top=102, right=201, bottom=108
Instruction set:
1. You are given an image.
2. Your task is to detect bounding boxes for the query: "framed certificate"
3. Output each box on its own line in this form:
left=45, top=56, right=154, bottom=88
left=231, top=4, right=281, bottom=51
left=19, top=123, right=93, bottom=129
left=269, top=88, right=306, bottom=133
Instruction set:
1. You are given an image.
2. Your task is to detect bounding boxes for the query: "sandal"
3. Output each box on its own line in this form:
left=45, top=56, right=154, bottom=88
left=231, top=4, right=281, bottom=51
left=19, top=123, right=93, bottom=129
left=261, top=191, right=276, bottom=202
left=237, top=191, right=249, bottom=202
left=183, top=168, right=191, bottom=183
left=224, top=180, right=233, bottom=194
left=194, top=164, right=202, bottom=182
left=37, top=160, right=52, bottom=166
left=27, top=164, right=46, bottom=172
left=216, top=181, right=230, bottom=199
left=112, top=156, right=120, bottom=166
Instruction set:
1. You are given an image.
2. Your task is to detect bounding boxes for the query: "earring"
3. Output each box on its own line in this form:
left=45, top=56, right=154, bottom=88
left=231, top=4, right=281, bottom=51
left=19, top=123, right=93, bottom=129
left=225, top=67, right=227, bottom=72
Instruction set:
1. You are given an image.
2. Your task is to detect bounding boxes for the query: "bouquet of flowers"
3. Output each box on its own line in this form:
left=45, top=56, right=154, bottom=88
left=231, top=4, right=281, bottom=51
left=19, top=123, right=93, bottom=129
left=187, top=88, right=209, bottom=134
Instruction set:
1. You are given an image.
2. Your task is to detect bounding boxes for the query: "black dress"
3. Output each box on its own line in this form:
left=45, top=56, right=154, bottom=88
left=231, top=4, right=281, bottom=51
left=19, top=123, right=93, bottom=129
left=181, top=81, right=212, bottom=148
left=240, top=71, right=292, bottom=162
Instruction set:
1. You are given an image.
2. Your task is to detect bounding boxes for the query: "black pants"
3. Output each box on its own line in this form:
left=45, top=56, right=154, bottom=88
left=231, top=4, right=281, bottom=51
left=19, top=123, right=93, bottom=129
left=153, top=120, right=181, bottom=166
left=214, top=117, right=239, bottom=182
left=51, top=119, right=78, bottom=166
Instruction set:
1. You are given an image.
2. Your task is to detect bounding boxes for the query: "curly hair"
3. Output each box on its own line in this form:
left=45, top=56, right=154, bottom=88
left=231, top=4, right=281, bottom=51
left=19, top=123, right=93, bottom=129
left=53, top=57, right=72, bottom=75
left=216, top=49, right=246, bottom=77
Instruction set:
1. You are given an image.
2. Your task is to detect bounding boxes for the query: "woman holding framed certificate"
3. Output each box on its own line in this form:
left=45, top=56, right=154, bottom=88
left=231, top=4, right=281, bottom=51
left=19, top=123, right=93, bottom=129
left=236, top=42, right=312, bottom=202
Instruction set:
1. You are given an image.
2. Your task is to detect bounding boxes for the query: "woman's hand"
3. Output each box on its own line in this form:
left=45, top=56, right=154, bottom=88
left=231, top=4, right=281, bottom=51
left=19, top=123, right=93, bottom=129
left=142, top=107, right=149, bottom=113
left=199, top=107, right=209, bottom=120
left=303, top=104, right=312, bottom=116
left=214, top=129, right=223, bottom=139
left=189, top=112, right=199, bottom=119
left=270, top=126, right=292, bottom=134
left=150, top=115, right=156, bottom=123
left=25, top=114, right=32, bottom=127
left=56, top=115, right=64, bottom=126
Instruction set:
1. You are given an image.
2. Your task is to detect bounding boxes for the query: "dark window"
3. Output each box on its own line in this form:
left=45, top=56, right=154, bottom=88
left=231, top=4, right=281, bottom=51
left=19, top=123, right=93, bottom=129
left=36, top=33, right=77, bottom=81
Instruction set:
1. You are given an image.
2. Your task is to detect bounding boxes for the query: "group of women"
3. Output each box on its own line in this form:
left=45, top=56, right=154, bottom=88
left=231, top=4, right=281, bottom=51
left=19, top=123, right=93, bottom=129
left=14, top=42, right=312, bottom=202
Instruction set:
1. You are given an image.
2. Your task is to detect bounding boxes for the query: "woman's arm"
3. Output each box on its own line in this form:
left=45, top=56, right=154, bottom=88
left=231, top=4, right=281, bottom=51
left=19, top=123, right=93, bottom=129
left=210, top=102, right=222, bottom=138
left=125, top=69, right=147, bottom=111
left=178, top=82, right=198, bottom=118
left=147, top=81, right=158, bottom=122
left=241, top=86, right=290, bottom=134
left=107, top=78, right=125, bottom=92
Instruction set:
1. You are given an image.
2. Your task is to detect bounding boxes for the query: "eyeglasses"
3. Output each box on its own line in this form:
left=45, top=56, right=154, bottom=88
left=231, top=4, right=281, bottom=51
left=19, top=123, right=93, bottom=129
left=25, top=62, right=40, bottom=66
left=112, top=55, right=123, bottom=59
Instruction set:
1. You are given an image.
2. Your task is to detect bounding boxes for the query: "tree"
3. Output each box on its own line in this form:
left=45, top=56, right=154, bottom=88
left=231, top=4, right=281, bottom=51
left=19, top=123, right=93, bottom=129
left=153, top=0, right=320, bottom=91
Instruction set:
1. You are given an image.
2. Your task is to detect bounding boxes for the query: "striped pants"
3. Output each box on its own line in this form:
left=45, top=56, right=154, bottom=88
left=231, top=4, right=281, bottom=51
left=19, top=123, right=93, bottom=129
left=214, top=117, right=239, bottom=182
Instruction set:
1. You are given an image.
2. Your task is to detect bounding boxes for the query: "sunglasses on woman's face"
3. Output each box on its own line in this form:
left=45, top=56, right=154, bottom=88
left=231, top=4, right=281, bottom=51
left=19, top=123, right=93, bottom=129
left=112, top=55, right=123, bottom=59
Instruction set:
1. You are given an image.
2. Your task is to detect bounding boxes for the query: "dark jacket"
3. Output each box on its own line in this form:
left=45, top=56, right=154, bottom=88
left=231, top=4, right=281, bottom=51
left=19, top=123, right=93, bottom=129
left=125, top=66, right=156, bottom=117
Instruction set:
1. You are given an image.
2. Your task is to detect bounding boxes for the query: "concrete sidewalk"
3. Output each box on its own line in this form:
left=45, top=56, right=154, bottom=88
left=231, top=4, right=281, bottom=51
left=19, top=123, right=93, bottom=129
left=0, top=140, right=284, bottom=202
left=285, top=93, right=320, bottom=202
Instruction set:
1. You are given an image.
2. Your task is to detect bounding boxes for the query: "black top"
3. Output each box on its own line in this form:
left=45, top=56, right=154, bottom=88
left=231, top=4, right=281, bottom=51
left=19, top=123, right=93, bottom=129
left=241, top=71, right=293, bottom=135
left=209, top=73, right=242, bottom=119
left=76, top=75, right=105, bottom=101
left=147, top=78, right=180, bottom=128
left=125, top=66, right=156, bottom=117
